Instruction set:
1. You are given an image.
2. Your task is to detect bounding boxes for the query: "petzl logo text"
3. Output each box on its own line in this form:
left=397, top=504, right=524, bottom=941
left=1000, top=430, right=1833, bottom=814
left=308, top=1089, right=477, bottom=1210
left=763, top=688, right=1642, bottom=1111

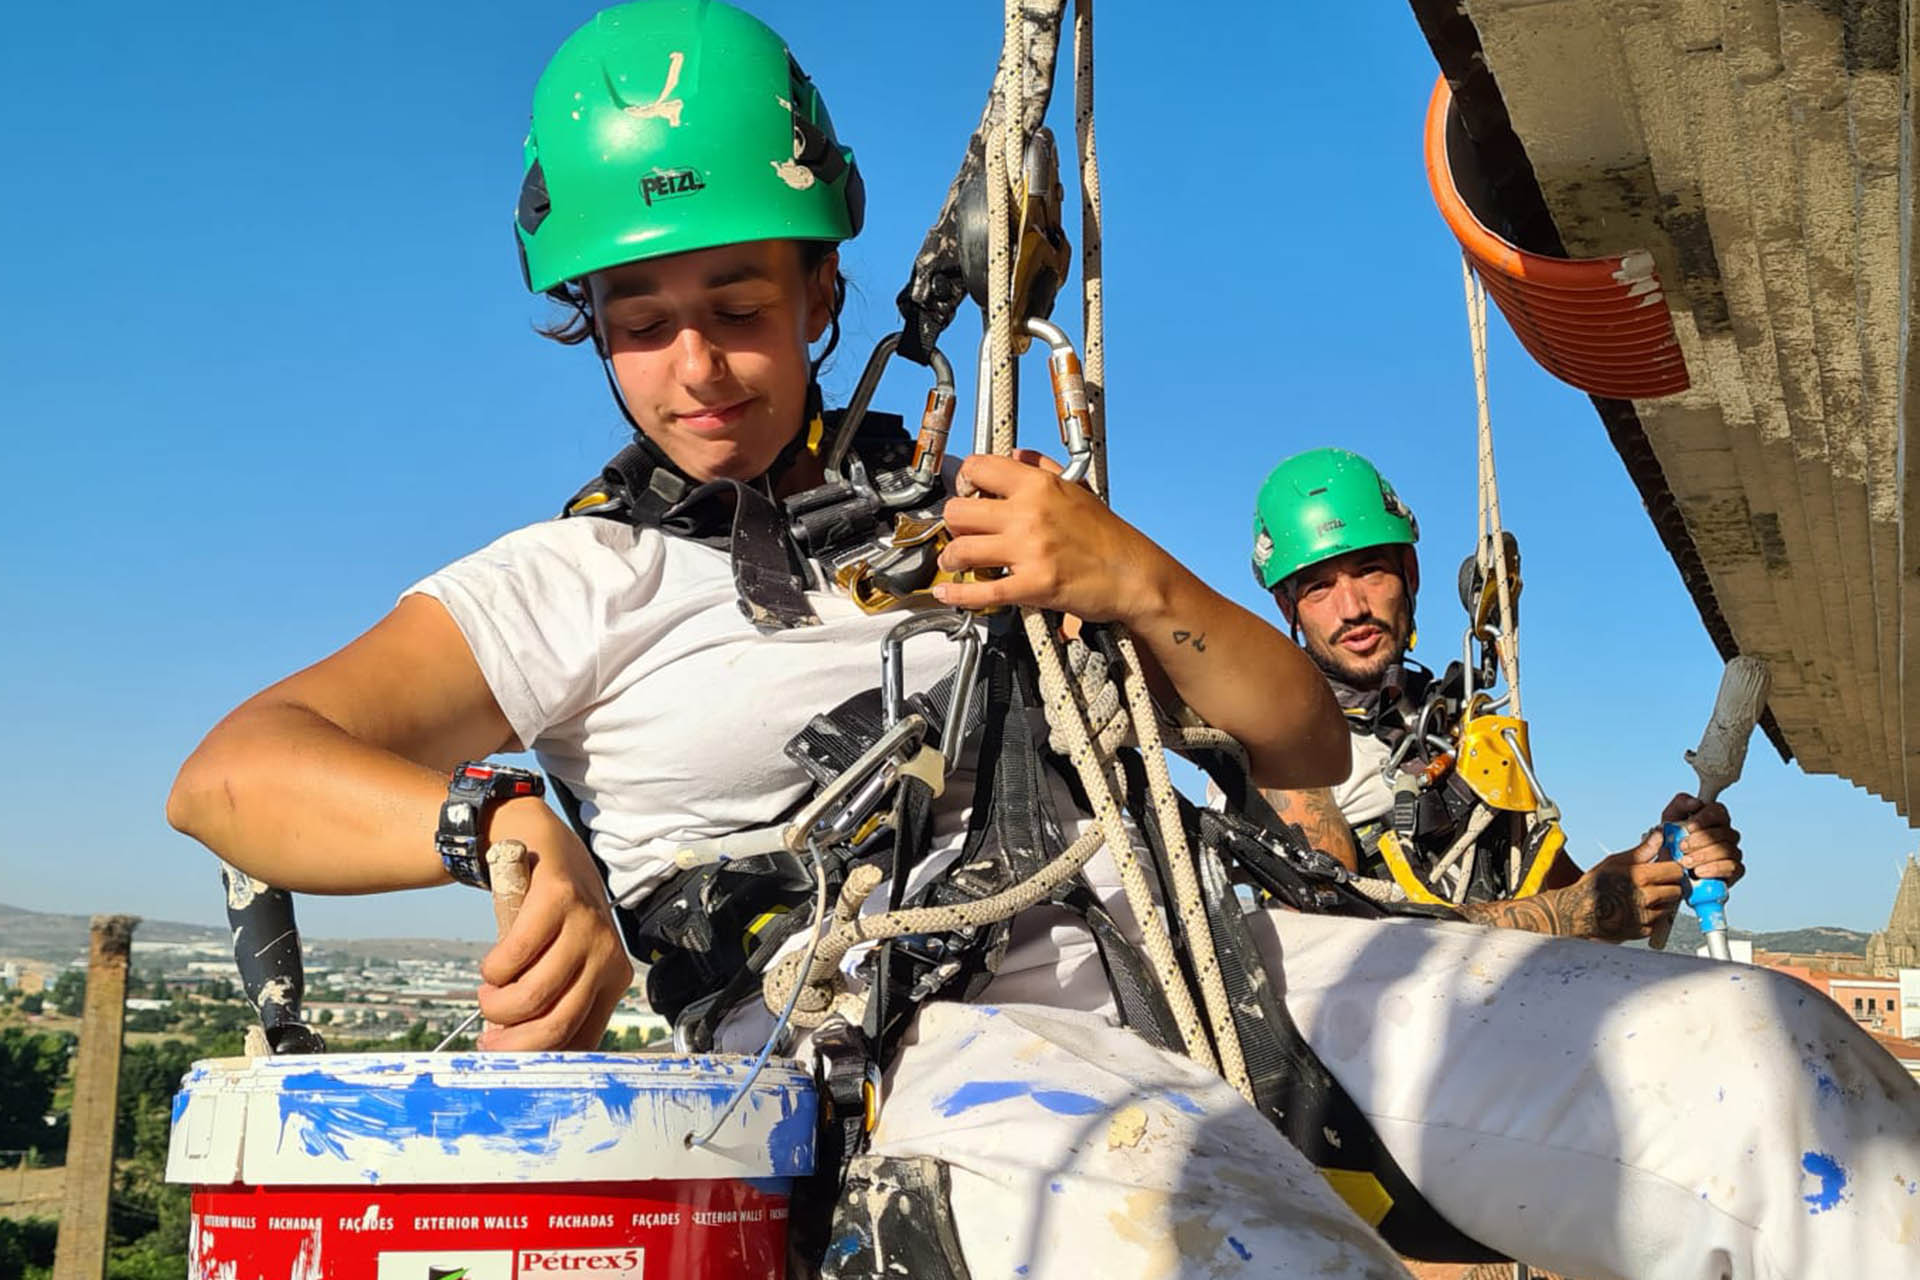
left=518, top=1248, right=645, bottom=1275
left=640, top=168, right=705, bottom=206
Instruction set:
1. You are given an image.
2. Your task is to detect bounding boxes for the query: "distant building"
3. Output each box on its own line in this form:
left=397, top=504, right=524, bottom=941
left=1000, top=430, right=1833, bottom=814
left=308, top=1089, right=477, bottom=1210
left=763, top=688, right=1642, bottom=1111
left=1865, top=853, right=1920, bottom=975
left=1822, top=975, right=1905, bottom=1037
left=1867, top=1032, right=1920, bottom=1085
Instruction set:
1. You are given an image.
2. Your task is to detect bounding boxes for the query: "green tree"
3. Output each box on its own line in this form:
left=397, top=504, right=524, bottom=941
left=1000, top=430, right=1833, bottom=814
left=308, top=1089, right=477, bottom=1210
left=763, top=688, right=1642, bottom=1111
left=50, top=970, right=86, bottom=1017
left=19, top=993, right=43, bottom=1015
left=0, top=1027, right=72, bottom=1157
left=0, top=1217, right=57, bottom=1279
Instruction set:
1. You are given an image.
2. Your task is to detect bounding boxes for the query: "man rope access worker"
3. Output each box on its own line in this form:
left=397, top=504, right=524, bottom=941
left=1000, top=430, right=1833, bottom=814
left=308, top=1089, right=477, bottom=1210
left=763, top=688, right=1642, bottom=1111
left=1248, top=447, right=1743, bottom=941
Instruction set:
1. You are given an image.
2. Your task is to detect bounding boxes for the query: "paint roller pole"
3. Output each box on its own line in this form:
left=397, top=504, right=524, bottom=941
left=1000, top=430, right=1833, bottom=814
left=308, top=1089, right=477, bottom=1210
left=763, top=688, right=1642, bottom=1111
left=1649, top=657, right=1770, bottom=960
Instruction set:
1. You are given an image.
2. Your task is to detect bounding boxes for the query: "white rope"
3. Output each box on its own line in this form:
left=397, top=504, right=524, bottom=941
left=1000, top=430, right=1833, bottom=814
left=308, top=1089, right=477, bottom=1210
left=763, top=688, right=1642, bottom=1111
left=764, top=0, right=1256, bottom=1099
left=1073, top=0, right=1108, bottom=500
left=1462, top=254, right=1522, bottom=714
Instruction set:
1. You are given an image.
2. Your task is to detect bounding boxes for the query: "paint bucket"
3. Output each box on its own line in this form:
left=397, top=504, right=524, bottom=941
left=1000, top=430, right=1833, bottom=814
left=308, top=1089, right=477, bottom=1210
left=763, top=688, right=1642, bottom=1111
left=166, top=1052, right=814, bottom=1279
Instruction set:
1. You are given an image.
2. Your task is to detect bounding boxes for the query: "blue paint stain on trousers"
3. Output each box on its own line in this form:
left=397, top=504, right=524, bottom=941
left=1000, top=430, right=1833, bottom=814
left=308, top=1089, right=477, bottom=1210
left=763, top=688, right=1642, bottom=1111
left=1801, top=1151, right=1847, bottom=1213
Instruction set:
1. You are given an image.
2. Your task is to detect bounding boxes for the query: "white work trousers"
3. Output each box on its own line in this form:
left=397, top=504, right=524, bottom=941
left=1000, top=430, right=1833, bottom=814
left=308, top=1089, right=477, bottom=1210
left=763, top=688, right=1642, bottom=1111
left=849, top=911, right=1920, bottom=1280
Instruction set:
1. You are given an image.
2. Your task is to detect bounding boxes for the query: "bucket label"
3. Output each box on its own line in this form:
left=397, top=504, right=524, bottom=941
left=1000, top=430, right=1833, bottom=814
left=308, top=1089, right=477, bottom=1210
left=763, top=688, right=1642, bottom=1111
left=517, top=1248, right=645, bottom=1275
left=190, top=1182, right=785, bottom=1279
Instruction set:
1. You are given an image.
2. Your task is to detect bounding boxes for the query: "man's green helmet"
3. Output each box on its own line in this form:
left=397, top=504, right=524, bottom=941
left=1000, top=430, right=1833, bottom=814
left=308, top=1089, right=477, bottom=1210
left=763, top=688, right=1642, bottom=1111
left=1251, top=448, right=1420, bottom=590
left=515, top=0, right=864, bottom=294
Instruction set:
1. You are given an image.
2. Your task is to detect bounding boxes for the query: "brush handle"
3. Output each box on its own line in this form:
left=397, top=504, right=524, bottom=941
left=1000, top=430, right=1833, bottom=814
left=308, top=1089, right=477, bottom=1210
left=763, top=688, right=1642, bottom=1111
left=486, top=840, right=531, bottom=937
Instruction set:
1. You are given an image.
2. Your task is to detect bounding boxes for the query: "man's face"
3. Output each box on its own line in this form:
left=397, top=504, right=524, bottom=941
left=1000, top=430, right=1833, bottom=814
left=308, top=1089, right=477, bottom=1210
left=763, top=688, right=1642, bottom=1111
left=1277, top=547, right=1415, bottom=688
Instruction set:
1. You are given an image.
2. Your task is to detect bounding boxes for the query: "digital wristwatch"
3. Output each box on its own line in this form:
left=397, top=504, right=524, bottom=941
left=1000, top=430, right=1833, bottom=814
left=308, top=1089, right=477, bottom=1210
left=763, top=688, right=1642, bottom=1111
left=436, top=762, right=546, bottom=889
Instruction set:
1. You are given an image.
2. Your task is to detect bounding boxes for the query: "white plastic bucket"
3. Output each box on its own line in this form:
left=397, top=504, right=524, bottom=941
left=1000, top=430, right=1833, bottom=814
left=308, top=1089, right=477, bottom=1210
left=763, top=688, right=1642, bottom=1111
left=166, top=1051, right=815, bottom=1279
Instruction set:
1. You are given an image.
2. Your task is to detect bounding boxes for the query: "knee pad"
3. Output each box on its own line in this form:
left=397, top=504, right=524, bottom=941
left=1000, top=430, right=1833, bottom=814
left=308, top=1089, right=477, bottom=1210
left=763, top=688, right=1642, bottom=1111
left=818, top=1155, right=972, bottom=1280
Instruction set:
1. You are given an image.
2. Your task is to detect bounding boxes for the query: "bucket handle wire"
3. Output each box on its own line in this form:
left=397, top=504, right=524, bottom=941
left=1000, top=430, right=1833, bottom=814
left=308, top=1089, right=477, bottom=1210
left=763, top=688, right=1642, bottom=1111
left=685, top=835, right=833, bottom=1150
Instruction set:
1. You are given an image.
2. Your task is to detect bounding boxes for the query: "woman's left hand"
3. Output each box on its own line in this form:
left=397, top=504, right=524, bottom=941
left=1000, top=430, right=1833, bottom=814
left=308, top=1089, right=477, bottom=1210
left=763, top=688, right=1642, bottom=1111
left=933, top=451, right=1169, bottom=622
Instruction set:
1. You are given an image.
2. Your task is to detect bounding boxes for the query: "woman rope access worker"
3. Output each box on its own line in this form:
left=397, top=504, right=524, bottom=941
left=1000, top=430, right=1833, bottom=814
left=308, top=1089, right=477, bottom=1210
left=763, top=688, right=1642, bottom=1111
left=165, top=3, right=1391, bottom=1276
left=168, top=5, right=1919, bottom=1278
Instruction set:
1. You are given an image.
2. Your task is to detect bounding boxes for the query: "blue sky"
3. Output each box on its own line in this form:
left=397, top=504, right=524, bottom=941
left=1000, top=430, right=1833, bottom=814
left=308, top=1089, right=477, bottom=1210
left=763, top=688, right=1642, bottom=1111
left=3, top=1, right=1911, bottom=941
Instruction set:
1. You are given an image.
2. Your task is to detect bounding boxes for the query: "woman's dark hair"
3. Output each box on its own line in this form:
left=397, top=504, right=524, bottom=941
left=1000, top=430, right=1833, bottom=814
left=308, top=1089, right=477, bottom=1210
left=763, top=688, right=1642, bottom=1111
left=536, top=241, right=846, bottom=379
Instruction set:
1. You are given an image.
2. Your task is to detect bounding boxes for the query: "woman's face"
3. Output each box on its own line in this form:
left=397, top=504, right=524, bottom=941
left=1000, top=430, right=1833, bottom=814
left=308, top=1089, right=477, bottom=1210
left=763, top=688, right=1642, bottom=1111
left=589, top=240, right=835, bottom=482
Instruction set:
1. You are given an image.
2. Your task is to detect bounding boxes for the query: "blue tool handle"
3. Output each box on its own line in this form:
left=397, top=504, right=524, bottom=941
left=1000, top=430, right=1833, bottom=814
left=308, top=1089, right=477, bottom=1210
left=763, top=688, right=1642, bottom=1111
left=1661, top=820, right=1728, bottom=934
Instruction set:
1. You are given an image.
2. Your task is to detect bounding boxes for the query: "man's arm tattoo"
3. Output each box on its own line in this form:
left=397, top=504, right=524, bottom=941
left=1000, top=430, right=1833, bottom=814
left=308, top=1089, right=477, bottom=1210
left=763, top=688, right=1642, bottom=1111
left=1459, top=867, right=1641, bottom=941
left=1260, top=786, right=1359, bottom=872
left=1171, top=629, right=1208, bottom=652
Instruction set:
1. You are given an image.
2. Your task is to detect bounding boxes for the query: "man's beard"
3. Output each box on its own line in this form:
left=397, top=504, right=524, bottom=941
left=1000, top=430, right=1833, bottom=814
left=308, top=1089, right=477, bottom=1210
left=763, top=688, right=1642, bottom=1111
left=1302, top=613, right=1409, bottom=690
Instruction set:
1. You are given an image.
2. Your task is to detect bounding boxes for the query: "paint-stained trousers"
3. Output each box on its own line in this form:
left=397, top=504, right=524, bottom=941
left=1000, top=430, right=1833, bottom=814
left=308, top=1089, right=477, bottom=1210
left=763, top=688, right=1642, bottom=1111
left=841, top=911, right=1920, bottom=1280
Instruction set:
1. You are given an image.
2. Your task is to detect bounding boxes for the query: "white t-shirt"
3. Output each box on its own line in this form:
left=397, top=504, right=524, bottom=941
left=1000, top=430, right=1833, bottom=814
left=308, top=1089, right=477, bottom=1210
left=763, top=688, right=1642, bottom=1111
left=408, top=515, right=1125, bottom=1013
left=1330, top=728, right=1395, bottom=827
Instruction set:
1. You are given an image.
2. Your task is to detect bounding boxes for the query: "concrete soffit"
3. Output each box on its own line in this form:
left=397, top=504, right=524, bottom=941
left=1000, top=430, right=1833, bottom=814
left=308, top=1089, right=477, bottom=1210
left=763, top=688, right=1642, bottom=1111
left=1409, top=0, right=1919, bottom=823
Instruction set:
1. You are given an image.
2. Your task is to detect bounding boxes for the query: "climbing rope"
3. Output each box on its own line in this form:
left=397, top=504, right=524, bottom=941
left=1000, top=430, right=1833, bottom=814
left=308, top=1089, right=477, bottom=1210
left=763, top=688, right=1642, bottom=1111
left=763, top=0, right=1258, bottom=1101
left=1463, top=254, right=1522, bottom=713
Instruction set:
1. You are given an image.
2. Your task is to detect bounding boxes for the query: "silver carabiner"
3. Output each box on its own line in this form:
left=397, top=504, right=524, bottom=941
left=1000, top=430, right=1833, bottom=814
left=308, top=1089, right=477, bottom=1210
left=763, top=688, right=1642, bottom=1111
left=782, top=713, right=929, bottom=855
left=1023, top=317, right=1095, bottom=484
left=824, top=332, right=957, bottom=490
left=882, top=610, right=982, bottom=766
left=969, top=318, right=1096, bottom=485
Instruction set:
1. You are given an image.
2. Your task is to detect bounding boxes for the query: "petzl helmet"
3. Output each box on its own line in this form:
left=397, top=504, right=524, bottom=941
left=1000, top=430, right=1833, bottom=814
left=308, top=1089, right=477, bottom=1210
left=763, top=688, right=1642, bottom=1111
left=515, top=0, right=865, bottom=294
left=1251, top=448, right=1419, bottom=591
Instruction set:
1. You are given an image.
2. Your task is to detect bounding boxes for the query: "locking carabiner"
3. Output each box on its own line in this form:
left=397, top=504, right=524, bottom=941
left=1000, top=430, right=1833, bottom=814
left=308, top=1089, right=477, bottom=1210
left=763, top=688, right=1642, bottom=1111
left=969, top=318, right=1096, bottom=485
left=824, top=331, right=957, bottom=502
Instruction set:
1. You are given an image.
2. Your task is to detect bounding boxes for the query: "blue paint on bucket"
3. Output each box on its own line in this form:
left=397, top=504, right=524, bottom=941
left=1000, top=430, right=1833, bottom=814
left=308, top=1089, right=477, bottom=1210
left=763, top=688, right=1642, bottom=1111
left=1227, top=1236, right=1252, bottom=1261
left=1801, top=1151, right=1847, bottom=1213
left=765, top=1087, right=818, bottom=1176
left=167, top=1053, right=814, bottom=1184
left=1030, top=1090, right=1103, bottom=1117
left=1162, top=1091, right=1205, bottom=1117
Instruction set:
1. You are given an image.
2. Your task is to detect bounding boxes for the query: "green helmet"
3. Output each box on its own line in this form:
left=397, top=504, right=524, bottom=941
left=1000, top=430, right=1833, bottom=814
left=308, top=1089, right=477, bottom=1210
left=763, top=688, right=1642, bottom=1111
left=515, top=0, right=864, bottom=294
left=1251, top=448, right=1419, bottom=591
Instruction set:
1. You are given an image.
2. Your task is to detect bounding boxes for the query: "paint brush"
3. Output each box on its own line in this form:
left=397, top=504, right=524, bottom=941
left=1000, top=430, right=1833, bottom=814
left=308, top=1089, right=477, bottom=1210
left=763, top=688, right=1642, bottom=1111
left=447, top=840, right=531, bottom=1049
left=1649, top=657, right=1770, bottom=958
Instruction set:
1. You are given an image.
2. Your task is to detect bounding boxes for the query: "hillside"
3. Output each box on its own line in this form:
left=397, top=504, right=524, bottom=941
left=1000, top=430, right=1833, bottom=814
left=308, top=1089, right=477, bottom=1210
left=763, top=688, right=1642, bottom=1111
left=1639, top=918, right=1869, bottom=956
left=0, top=902, right=487, bottom=968
left=0, top=902, right=1871, bottom=973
